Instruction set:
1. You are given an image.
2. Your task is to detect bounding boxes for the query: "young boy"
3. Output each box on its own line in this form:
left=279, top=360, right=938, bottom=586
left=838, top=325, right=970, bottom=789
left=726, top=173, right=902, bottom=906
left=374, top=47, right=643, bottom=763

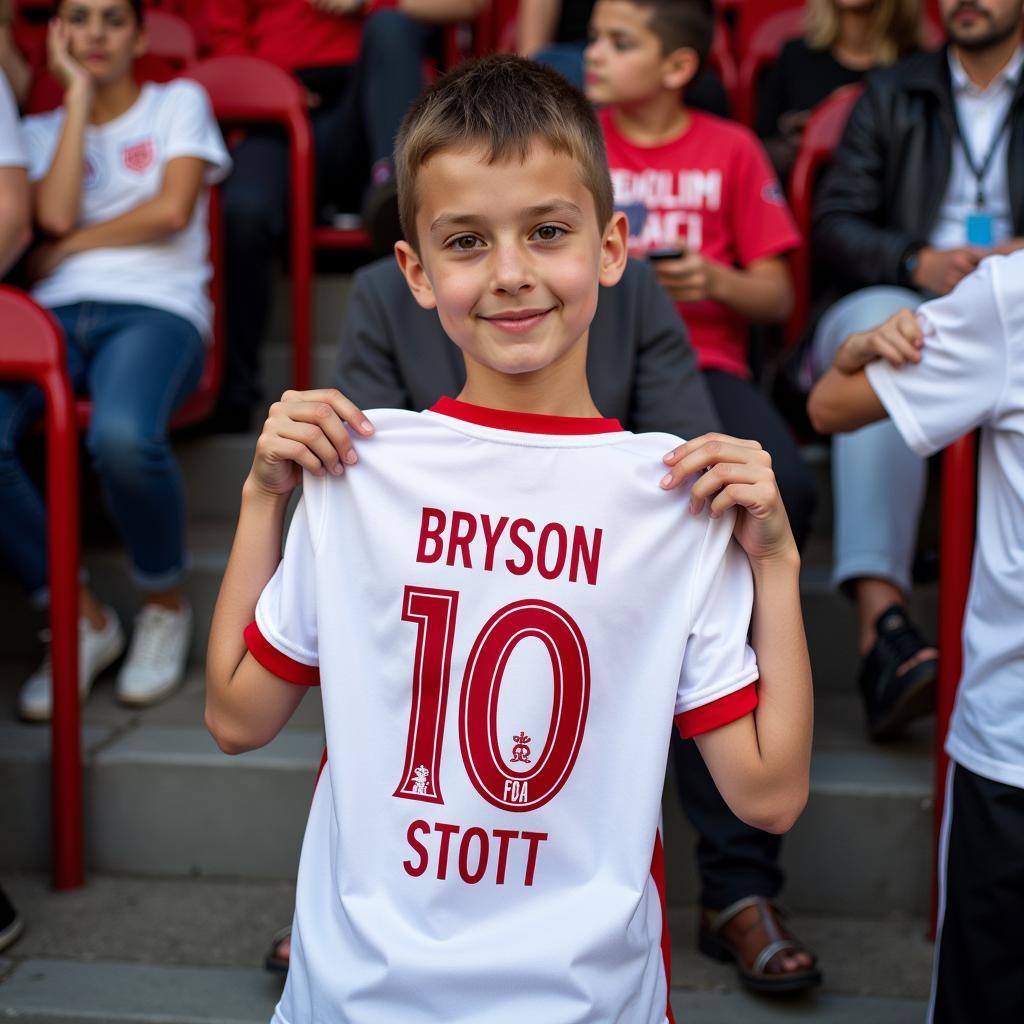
left=808, top=253, right=1024, bottom=1024
left=207, top=55, right=812, bottom=1024
left=585, top=0, right=816, bottom=549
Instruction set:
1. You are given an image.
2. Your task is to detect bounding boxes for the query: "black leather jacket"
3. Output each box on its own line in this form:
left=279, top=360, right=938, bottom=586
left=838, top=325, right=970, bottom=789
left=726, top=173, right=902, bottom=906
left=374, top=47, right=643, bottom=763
left=813, top=46, right=1024, bottom=292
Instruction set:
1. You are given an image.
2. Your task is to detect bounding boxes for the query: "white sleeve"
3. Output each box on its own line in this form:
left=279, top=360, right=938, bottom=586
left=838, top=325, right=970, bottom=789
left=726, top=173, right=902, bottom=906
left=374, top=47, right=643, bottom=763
left=674, top=513, right=760, bottom=738
left=160, top=80, right=232, bottom=185
left=19, top=112, right=58, bottom=182
left=865, top=256, right=1010, bottom=457
left=246, top=480, right=324, bottom=686
left=0, top=74, right=27, bottom=168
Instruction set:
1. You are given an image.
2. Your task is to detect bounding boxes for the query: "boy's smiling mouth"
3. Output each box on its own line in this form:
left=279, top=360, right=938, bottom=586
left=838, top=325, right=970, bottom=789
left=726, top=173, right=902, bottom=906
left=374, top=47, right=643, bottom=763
left=480, top=308, right=556, bottom=332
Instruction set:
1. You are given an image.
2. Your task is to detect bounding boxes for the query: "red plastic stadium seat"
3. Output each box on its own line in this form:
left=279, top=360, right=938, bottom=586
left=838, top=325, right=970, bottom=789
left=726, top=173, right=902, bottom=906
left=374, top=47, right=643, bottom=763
left=0, top=286, right=82, bottom=891
left=734, top=0, right=805, bottom=63
left=785, top=82, right=863, bottom=345
left=187, top=56, right=315, bottom=390
left=707, top=17, right=738, bottom=116
left=736, top=6, right=805, bottom=127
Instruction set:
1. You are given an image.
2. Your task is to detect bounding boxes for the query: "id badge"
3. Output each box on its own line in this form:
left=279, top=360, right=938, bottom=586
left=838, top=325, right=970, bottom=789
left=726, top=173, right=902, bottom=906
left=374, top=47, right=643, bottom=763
left=966, top=211, right=994, bottom=247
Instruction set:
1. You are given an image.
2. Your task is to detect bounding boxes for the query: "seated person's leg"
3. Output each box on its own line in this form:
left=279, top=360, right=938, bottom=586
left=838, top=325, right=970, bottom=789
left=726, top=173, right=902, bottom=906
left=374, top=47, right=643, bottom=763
left=85, top=303, right=205, bottom=706
left=812, top=286, right=936, bottom=739
left=219, top=132, right=289, bottom=430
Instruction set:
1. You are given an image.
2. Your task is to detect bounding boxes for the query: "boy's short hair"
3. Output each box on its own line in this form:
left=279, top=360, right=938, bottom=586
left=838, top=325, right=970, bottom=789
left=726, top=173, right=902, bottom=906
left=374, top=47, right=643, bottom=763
left=394, top=55, right=614, bottom=251
left=631, top=0, right=714, bottom=62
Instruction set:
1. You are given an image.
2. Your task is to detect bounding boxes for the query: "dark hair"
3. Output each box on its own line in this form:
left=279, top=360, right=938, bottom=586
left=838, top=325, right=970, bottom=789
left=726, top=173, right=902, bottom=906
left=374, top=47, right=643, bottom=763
left=395, top=54, right=614, bottom=251
left=630, top=0, right=714, bottom=62
left=54, top=0, right=144, bottom=23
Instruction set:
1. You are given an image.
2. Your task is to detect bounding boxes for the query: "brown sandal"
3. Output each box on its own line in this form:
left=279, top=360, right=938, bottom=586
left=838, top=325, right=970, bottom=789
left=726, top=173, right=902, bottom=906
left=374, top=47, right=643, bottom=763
left=699, top=895, right=822, bottom=994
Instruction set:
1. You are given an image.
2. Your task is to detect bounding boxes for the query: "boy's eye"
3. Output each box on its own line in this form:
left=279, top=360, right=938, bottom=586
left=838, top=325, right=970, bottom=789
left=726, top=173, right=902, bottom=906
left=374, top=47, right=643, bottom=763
left=532, top=225, right=566, bottom=242
left=448, top=234, right=483, bottom=251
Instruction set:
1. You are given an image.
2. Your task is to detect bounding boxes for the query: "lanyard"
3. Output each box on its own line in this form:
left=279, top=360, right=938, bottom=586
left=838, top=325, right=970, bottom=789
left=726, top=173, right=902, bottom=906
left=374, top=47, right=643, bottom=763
left=952, top=102, right=1013, bottom=209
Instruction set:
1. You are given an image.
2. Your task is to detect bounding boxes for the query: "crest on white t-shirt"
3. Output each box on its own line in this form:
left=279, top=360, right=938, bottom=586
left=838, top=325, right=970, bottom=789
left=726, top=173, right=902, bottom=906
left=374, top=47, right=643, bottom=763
left=121, top=139, right=155, bottom=173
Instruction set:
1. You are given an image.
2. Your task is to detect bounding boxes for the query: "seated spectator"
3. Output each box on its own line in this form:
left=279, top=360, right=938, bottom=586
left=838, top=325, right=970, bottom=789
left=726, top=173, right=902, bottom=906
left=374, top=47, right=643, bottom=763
left=0, top=0, right=230, bottom=719
left=0, top=35, right=29, bottom=961
left=0, top=47, right=29, bottom=276
left=0, top=0, right=30, bottom=108
left=518, top=0, right=731, bottom=115
left=810, top=0, right=1024, bottom=740
left=585, top=0, right=820, bottom=995
left=756, top=0, right=922, bottom=182
left=209, top=0, right=484, bottom=431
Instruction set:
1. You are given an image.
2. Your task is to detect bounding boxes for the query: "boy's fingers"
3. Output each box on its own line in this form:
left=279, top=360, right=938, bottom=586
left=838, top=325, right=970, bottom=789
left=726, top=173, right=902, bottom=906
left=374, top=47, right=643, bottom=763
left=280, top=388, right=375, bottom=436
left=291, top=401, right=358, bottom=465
left=664, top=432, right=763, bottom=462
left=271, top=438, right=328, bottom=477
left=278, top=421, right=347, bottom=476
left=664, top=442, right=771, bottom=484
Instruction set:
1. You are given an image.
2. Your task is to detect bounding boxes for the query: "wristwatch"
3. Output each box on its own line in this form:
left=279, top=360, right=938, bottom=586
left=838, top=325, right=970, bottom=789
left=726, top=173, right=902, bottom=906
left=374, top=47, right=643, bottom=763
left=899, top=244, right=923, bottom=288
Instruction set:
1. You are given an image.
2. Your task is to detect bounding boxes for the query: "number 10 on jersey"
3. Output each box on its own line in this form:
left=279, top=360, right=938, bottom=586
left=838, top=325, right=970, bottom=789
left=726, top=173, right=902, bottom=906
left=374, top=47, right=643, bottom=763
left=394, top=586, right=592, bottom=813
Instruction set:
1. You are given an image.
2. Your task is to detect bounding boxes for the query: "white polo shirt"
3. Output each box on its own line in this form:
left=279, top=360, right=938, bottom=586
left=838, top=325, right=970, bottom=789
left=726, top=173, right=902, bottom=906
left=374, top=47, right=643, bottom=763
left=867, top=252, right=1024, bottom=788
left=246, top=400, right=760, bottom=1024
left=0, top=72, right=26, bottom=168
left=21, top=79, right=230, bottom=337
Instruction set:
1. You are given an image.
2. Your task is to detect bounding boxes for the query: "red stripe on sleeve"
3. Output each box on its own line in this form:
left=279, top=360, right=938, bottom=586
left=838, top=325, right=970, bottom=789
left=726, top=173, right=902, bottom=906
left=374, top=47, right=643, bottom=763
left=675, top=681, right=758, bottom=739
left=244, top=621, right=320, bottom=687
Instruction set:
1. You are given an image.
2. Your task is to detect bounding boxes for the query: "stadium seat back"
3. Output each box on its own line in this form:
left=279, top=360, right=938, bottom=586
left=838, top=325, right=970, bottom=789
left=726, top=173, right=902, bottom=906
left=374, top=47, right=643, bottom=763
left=786, top=82, right=863, bottom=344
left=736, top=6, right=805, bottom=127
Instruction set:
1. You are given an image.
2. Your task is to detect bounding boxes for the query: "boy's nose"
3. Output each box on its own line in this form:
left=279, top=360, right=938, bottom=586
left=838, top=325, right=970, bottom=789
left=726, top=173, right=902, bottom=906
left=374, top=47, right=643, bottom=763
left=491, top=247, right=534, bottom=294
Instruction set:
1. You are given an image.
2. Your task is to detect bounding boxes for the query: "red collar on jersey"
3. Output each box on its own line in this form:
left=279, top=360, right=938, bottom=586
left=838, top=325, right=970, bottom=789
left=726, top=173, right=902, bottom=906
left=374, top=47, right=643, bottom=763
left=429, top=397, right=624, bottom=435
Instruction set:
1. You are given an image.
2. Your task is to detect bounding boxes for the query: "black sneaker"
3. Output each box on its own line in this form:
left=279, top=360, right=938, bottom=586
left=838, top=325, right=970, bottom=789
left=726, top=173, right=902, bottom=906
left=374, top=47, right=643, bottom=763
left=858, top=604, right=938, bottom=741
left=0, top=884, right=24, bottom=953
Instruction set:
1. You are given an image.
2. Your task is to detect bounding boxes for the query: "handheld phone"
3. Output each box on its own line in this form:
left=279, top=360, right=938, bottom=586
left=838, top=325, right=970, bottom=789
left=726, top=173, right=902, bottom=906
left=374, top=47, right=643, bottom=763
left=647, top=247, right=686, bottom=261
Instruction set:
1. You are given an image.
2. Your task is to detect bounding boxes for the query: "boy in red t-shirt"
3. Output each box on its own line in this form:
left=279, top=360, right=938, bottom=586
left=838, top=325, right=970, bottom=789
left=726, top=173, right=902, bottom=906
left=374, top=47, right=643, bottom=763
left=586, top=0, right=815, bottom=543
left=585, top=0, right=820, bottom=996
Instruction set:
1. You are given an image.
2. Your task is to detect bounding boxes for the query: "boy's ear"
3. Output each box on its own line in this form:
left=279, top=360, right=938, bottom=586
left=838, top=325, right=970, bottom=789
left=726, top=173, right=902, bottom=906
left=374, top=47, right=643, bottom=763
left=599, top=211, right=629, bottom=288
left=394, top=240, right=438, bottom=311
left=663, top=46, right=700, bottom=92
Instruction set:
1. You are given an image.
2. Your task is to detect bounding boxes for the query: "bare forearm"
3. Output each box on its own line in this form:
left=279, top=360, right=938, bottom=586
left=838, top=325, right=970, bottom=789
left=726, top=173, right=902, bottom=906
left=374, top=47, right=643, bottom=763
left=710, top=263, right=794, bottom=323
left=62, top=194, right=192, bottom=256
left=0, top=28, right=31, bottom=106
left=398, top=0, right=484, bottom=22
left=0, top=169, right=30, bottom=276
left=205, top=482, right=290, bottom=729
left=36, top=87, right=90, bottom=235
left=516, top=0, right=559, bottom=54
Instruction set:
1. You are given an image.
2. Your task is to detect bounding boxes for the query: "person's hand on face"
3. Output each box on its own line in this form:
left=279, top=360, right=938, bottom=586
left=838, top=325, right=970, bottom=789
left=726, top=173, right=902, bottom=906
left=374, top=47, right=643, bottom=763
left=652, top=251, right=719, bottom=304
left=47, top=17, right=93, bottom=95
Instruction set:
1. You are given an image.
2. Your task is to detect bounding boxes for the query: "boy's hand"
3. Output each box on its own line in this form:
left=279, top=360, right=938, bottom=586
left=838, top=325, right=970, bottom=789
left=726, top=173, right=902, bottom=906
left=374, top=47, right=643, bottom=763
left=652, top=251, right=719, bottom=304
left=248, top=389, right=375, bottom=497
left=835, top=308, right=923, bottom=374
left=661, top=433, right=797, bottom=566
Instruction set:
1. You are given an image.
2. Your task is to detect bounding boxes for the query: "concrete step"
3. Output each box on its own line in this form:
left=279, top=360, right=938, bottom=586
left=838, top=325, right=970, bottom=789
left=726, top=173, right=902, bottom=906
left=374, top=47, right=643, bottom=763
left=0, top=873, right=933, bottom=1020
left=0, top=660, right=935, bottom=915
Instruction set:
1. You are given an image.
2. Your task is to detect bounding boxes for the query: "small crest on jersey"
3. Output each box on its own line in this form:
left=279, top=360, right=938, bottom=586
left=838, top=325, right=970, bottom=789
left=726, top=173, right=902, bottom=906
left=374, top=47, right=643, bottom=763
left=410, top=765, right=431, bottom=795
left=122, top=139, right=155, bottom=173
left=761, top=181, right=786, bottom=206
left=510, top=732, right=532, bottom=765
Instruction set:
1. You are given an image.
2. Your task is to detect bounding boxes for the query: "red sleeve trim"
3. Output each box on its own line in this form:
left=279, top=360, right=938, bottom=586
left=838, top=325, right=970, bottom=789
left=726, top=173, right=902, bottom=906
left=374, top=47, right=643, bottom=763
left=244, top=621, right=320, bottom=687
left=675, top=681, right=758, bottom=739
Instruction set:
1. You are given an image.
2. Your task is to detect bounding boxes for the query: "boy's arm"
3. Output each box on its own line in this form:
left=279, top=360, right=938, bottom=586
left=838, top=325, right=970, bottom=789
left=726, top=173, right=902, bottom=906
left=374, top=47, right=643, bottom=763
left=205, top=389, right=375, bottom=754
left=661, top=435, right=812, bottom=834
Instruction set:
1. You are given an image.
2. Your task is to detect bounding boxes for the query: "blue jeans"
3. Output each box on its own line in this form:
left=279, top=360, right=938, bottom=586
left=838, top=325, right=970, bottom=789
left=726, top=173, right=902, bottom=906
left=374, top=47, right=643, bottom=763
left=0, top=301, right=204, bottom=605
left=812, top=286, right=925, bottom=593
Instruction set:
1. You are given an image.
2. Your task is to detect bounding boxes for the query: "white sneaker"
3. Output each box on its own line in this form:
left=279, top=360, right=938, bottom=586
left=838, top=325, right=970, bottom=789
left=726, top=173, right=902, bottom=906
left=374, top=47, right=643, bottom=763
left=18, top=608, right=126, bottom=722
left=116, top=602, right=193, bottom=707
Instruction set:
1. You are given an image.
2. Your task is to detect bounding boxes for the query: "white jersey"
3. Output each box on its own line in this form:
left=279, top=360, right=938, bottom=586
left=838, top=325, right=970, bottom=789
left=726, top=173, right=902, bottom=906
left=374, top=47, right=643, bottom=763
left=867, top=253, right=1024, bottom=790
left=0, top=73, right=27, bottom=168
left=21, top=79, right=230, bottom=337
left=247, top=399, right=760, bottom=1024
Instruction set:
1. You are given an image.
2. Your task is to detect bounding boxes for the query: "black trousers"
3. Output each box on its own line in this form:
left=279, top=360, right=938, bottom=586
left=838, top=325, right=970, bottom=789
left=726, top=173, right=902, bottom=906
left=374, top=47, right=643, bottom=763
left=220, top=11, right=435, bottom=412
left=931, top=762, right=1024, bottom=1024
left=669, top=369, right=816, bottom=910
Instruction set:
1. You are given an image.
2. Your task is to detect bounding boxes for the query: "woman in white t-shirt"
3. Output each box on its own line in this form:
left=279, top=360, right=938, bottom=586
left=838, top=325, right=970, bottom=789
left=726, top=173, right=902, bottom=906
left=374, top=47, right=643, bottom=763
left=0, top=0, right=230, bottom=721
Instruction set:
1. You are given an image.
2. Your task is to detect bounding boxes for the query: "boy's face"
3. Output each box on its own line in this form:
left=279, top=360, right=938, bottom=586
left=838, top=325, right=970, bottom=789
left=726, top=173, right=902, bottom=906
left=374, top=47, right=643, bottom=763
left=395, top=142, right=627, bottom=381
left=59, top=0, right=145, bottom=85
left=584, top=0, right=695, bottom=107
